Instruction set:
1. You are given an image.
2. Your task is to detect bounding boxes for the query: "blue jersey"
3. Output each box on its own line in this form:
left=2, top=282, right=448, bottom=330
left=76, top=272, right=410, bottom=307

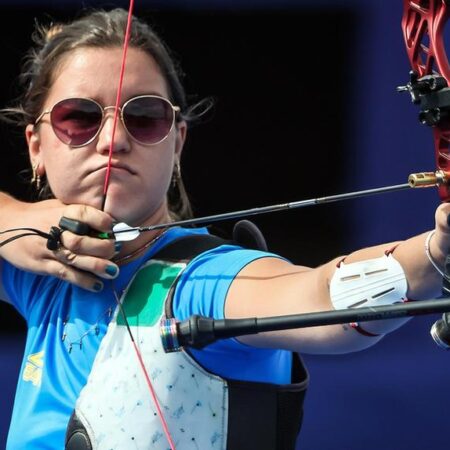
left=1, top=227, right=292, bottom=449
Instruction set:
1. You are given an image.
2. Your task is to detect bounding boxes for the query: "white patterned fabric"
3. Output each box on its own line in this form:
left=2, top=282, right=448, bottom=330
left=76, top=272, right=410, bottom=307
left=74, top=259, right=228, bottom=450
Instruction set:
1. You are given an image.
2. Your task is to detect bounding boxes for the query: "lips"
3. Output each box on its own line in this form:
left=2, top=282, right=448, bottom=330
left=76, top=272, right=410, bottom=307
left=92, top=162, right=136, bottom=175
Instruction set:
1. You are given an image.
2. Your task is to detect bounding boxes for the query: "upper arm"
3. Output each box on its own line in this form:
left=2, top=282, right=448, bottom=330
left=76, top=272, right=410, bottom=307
left=173, top=249, right=295, bottom=384
left=224, top=256, right=382, bottom=354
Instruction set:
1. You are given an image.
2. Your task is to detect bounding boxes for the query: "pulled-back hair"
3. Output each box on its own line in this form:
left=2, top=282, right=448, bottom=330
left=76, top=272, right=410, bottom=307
left=4, top=8, right=199, bottom=220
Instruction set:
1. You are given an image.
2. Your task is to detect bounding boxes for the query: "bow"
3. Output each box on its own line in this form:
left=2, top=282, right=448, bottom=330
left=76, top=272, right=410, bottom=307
left=161, top=2, right=450, bottom=350
left=399, top=0, right=450, bottom=199
left=0, top=5, right=448, bottom=448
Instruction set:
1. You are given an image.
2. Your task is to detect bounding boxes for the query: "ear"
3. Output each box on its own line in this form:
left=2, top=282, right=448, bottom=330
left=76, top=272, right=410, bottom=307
left=174, top=120, right=187, bottom=160
left=26, top=124, right=45, bottom=175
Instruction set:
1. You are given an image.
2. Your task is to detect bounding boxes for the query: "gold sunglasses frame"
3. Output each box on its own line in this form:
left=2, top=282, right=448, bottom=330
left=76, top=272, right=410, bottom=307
left=34, top=94, right=181, bottom=148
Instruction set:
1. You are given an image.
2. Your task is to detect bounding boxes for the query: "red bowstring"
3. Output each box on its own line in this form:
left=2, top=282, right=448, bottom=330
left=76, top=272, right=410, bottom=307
left=112, top=286, right=176, bottom=450
left=104, top=3, right=176, bottom=448
left=100, top=0, right=133, bottom=211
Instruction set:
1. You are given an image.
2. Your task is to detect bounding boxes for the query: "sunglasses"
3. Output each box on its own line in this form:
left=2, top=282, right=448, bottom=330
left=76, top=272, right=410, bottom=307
left=34, top=95, right=181, bottom=147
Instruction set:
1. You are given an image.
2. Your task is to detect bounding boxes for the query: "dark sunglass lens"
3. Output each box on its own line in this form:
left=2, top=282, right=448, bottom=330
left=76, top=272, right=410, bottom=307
left=51, top=98, right=102, bottom=146
left=123, top=97, right=173, bottom=144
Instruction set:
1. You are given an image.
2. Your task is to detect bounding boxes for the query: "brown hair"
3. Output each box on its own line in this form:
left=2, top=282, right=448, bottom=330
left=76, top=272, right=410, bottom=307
left=3, top=8, right=205, bottom=220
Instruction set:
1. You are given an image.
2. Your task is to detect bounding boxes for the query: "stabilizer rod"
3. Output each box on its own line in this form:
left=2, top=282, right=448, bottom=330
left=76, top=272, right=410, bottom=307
left=161, top=298, right=450, bottom=352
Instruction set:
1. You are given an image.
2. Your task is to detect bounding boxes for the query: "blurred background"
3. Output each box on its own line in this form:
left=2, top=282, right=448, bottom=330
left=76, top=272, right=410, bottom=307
left=0, top=1, right=448, bottom=449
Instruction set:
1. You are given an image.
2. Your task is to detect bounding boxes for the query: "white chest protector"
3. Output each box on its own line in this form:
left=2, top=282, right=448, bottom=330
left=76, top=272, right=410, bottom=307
left=65, top=231, right=308, bottom=450
left=72, top=259, right=229, bottom=450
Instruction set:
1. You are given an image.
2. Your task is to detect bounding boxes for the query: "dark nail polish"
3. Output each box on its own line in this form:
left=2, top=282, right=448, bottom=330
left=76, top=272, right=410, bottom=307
left=105, top=265, right=118, bottom=277
left=114, top=241, right=123, bottom=252
left=93, top=281, right=103, bottom=292
left=447, top=214, right=450, bottom=227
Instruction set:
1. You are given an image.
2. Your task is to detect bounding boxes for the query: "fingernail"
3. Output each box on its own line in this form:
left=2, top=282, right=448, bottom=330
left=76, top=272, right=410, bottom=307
left=114, top=241, right=123, bottom=252
left=93, top=281, right=103, bottom=292
left=447, top=214, right=450, bottom=227
left=105, top=265, right=118, bottom=277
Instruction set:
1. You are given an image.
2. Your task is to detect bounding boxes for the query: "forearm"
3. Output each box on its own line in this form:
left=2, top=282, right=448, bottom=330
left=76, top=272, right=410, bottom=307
left=341, top=205, right=450, bottom=303
left=395, top=232, right=445, bottom=300
left=0, top=192, right=28, bottom=231
left=0, top=192, right=62, bottom=258
left=338, top=233, right=443, bottom=301
left=0, top=191, right=61, bottom=227
left=228, top=230, right=445, bottom=355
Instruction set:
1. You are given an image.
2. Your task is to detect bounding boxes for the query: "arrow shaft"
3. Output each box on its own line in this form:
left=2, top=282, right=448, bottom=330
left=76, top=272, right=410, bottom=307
left=113, top=183, right=411, bottom=236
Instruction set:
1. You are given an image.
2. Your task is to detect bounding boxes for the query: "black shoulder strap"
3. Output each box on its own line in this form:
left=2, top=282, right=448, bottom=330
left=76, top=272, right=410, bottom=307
left=152, top=233, right=228, bottom=262
left=152, top=221, right=268, bottom=319
left=152, top=219, right=268, bottom=262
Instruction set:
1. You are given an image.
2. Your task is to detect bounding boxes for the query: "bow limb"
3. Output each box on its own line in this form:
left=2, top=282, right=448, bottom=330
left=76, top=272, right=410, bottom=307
left=401, top=0, right=450, bottom=201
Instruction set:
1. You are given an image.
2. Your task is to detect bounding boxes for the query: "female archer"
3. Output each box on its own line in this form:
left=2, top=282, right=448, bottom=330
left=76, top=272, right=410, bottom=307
left=0, top=7, right=449, bottom=450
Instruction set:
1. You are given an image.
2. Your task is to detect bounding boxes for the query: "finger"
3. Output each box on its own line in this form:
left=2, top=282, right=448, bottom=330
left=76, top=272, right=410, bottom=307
left=41, top=258, right=106, bottom=293
left=52, top=246, right=119, bottom=280
left=60, top=231, right=119, bottom=259
left=62, top=204, right=114, bottom=233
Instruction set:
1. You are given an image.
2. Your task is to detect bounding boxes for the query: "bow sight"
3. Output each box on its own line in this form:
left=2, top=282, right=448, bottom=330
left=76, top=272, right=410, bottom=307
left=398, top=70, right=449, bottom=126
left=397, top=71, right=450, bottom=189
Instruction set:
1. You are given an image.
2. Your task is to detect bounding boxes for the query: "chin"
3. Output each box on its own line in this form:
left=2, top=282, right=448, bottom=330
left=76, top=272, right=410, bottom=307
left=104, top=204, right=135, bottom=224
left=104, top=186, right=167, bottom=225
left=55, top=184, right=104, bottom=208
left=103, top=201, right=152, bottom=227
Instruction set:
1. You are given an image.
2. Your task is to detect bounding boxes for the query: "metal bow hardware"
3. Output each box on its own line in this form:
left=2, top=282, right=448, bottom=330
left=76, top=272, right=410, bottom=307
left=160, top=1, right=450, bottom=353
left=399, top=0, right=450, bottom=200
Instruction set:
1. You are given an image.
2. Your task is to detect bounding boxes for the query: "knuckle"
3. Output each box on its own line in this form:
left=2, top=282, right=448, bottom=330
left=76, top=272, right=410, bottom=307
left=92, top=259, right=107, bottom=274
left=67, top=234, right=84, bottom=252
left=63, top=204, right=90, bottom=222
left=62, top=204, right=78, bottom=219
left=57, top=265, right=69, bottom=281
left=65, top=251, right=77, bottom=265
left=62, top=205, right=72, bottom=217
left=79, top=205, right=90, bottom=222
left=101, top=214, right=114, bottom=230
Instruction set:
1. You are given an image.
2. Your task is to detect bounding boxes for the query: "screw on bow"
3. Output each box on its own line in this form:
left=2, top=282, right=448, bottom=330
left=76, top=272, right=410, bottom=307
left=399, top=0, right=450, bottom=202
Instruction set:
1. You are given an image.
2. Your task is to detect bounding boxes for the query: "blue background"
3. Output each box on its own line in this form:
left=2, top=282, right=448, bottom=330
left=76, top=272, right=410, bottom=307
left=1, top=1, right=449, bottom=449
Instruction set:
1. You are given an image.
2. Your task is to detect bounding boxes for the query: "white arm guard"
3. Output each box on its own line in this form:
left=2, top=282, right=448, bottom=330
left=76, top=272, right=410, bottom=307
left=330, top=254, right=408, bottom=310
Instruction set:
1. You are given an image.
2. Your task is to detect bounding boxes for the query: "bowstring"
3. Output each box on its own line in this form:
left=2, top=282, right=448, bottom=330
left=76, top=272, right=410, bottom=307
left=100, top=0, right=135, bottom=211
left=102, top=2, right=176, bottom=448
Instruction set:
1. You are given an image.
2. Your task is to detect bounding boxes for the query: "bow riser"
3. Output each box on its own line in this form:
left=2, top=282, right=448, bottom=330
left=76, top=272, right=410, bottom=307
left=402, top=0, right=450, bottom=201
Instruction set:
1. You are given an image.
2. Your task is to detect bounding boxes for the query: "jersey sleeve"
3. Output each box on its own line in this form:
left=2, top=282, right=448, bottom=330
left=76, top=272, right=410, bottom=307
left=1, top=259, right=52, bottom=320
left=172, top=244, right=293, bottom=385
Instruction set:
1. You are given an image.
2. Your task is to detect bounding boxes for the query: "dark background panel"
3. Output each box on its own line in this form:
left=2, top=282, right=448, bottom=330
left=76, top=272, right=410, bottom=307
left=0, top=6, right=352, bottom=332
left=1, top=2, right=449, bottom=450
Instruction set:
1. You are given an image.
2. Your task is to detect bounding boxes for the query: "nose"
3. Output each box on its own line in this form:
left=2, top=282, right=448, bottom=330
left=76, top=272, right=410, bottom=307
left=96, top=107, right=131, bottom=155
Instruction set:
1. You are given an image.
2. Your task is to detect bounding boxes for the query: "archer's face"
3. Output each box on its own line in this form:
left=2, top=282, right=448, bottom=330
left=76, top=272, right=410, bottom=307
left=27, top=46, right=186, bottom=226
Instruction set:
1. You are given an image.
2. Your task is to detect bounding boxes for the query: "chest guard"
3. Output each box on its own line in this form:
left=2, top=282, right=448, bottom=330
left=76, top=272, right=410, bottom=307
left=65, top=223, right=308, bottom=450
